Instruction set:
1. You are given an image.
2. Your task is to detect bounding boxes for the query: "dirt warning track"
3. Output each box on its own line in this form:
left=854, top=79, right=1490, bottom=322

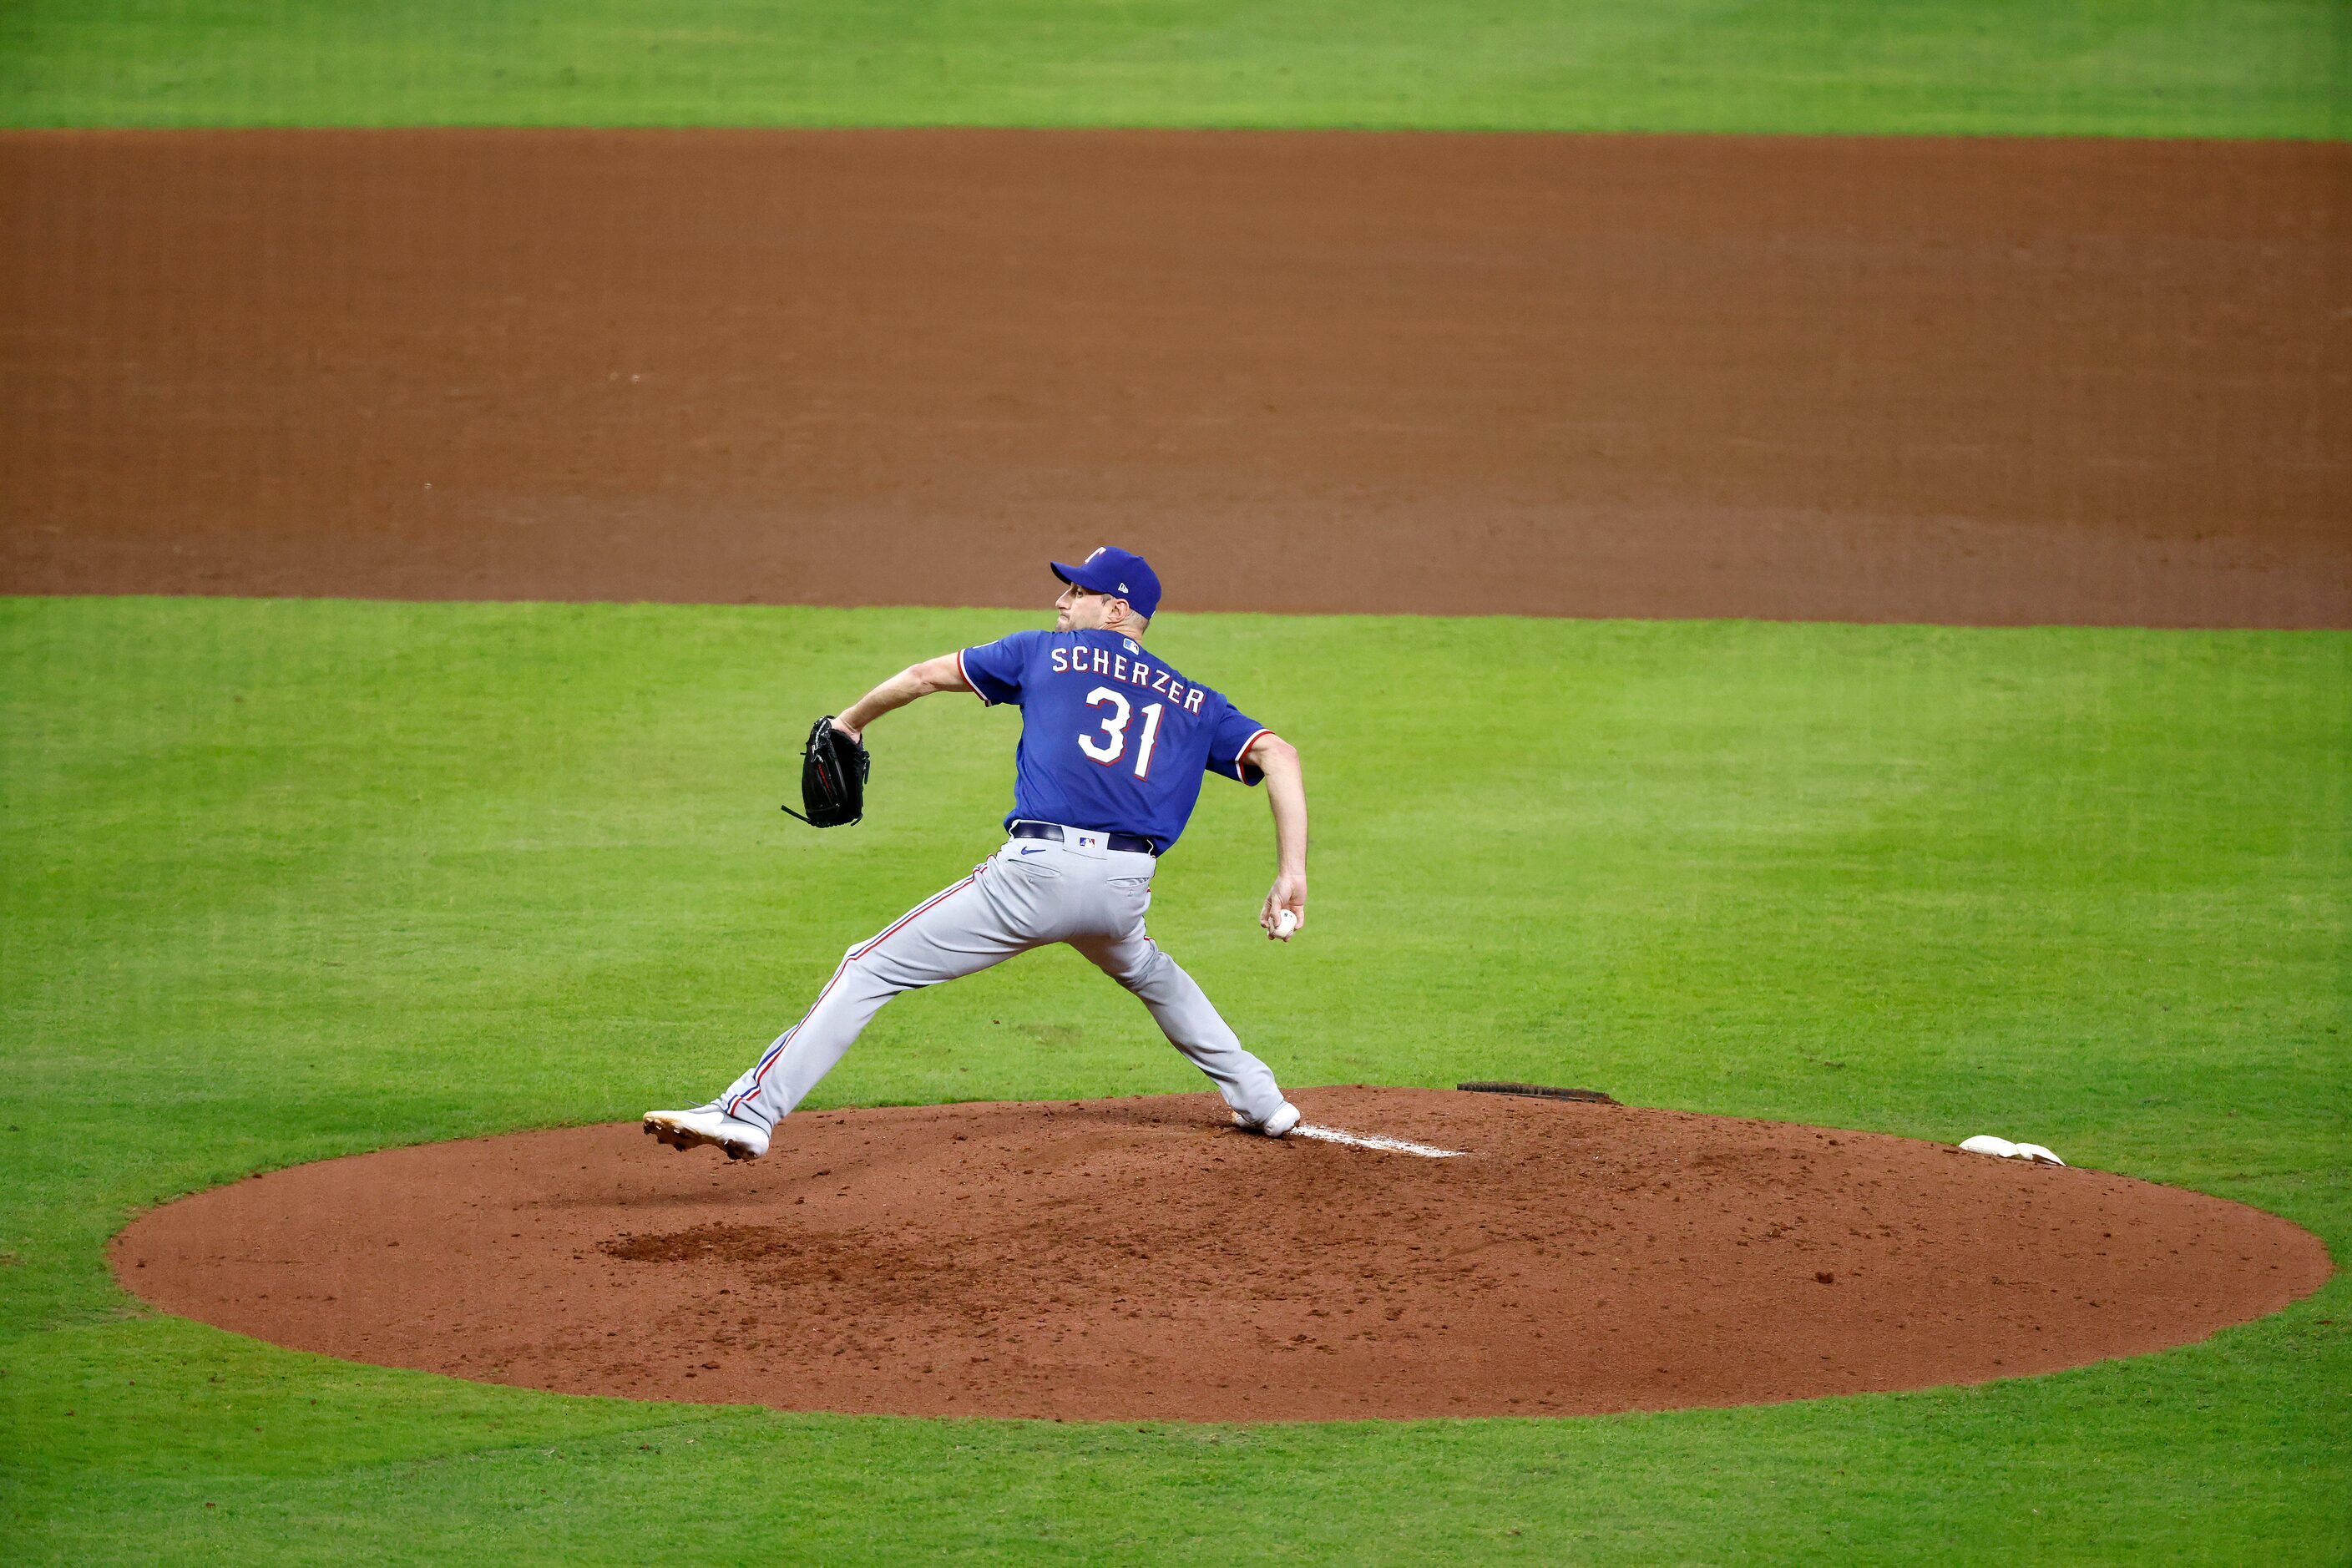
left=114, top=1087, right=2331, bottom=1422
left=5, top=130, right=2346, bottom=626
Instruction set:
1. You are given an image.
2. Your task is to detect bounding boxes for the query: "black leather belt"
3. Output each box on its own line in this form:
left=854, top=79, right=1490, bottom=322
left=1010, top=821, right=1159, bottom=857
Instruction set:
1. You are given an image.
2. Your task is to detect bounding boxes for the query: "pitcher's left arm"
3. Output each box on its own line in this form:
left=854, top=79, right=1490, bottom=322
left=832, top=653, right=972, bottom=741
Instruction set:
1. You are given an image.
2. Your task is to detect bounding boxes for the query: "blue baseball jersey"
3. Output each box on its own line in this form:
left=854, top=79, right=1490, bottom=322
left=959, top=629, right=1271, bottom=852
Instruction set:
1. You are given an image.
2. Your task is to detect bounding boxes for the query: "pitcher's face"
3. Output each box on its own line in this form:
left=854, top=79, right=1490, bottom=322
left=1055, top=583, right=1119, bottom=632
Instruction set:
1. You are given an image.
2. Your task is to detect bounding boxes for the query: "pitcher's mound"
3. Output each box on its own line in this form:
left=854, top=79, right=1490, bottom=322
left=114, top=1087, right=2329, bottom=1421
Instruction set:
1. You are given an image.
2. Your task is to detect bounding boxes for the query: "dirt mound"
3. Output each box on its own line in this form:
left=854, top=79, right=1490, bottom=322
left=112, top=1088, right=2330, bottom=1421
left=5, top=130, right=2344, bottom=627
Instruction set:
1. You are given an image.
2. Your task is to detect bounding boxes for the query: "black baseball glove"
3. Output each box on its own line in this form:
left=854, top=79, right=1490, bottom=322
left=781, top=716, right=869, bottom=827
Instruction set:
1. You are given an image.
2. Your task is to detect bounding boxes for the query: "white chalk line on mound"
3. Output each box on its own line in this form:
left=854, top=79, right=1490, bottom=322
left=1292, top=1124, right=1467, bottom=1159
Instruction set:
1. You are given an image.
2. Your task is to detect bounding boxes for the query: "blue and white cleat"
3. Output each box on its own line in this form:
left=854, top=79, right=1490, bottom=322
left=643, top=1105, right=771, bottom=1161
left=1232, top=1101, right=1302, bottom=1138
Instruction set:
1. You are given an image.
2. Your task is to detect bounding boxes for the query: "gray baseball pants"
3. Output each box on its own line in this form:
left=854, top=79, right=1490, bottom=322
left=717, top=827, right=1288, bottom=1130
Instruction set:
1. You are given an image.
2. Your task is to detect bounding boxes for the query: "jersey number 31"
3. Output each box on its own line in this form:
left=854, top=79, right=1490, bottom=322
left=1079, top=688, right=1165, bottom=780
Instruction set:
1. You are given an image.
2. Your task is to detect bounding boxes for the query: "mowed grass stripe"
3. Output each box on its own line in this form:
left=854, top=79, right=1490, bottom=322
left=1, top=597, right=2345, bottom=1562
left=0, top=0, right=2341, bottom=138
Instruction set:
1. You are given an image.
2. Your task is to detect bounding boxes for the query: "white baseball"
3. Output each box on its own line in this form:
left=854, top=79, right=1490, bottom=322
left=1271, top=909, right=1299, bottom=939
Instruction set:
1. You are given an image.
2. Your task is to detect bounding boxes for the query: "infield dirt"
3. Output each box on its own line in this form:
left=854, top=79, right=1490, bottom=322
left=5, top=130, right=2346, bottom=626
left=114, top=1087, right=2331, bottom=1421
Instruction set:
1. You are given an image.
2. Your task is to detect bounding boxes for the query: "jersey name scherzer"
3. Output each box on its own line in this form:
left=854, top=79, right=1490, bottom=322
left=958, top=629, right=1270, bottom=852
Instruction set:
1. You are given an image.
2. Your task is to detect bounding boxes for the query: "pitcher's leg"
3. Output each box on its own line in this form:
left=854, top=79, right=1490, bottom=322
left=1071, top=928, right=1287, bottom=1122
left=721, top=866, right=1024, bottom=1130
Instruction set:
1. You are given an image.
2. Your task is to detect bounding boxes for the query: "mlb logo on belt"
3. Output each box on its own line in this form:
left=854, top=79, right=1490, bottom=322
left=1075, top=832, right=1102, bottom=851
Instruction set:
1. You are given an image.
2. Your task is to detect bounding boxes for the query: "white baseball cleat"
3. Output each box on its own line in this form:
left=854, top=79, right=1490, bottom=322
left=643, top=1105, right=770, bottom=1161
left=1232, top=1101, right=1302, bottom=1138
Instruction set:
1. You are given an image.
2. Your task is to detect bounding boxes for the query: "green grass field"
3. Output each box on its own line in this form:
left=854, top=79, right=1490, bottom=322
left=3, top=597, right=2345, bottom=1562
left=1, top=0, right=2343, bottom=137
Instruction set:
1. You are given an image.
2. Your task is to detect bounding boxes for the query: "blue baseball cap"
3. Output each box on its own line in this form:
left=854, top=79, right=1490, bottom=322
left=1051, top=546, right=1162, bottom=619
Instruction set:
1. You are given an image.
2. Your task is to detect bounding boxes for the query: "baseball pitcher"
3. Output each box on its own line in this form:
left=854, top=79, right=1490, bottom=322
left=645, top=547, right=1307, bottom=1160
